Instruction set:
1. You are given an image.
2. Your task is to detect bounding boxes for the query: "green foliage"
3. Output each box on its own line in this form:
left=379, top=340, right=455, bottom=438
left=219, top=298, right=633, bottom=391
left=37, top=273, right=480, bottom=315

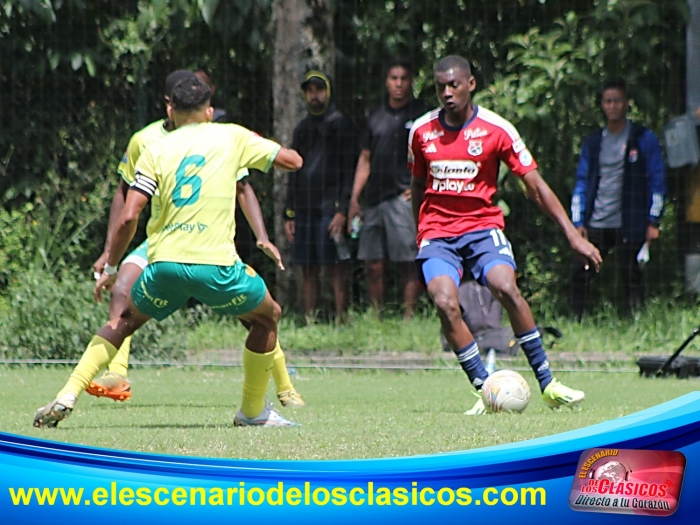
left=0, top=0, right=689, bottom=315
left=0, top=269, right=186, bottom=361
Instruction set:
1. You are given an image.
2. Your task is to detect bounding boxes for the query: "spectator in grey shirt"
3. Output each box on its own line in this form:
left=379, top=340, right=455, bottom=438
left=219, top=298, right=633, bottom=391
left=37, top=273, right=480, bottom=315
left=570, top=78, right=666, bottom=319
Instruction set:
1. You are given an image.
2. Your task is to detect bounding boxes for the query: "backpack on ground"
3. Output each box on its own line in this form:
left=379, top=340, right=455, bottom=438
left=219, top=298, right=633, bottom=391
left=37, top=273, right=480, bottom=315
left=440, top=280, right=562, bottom=356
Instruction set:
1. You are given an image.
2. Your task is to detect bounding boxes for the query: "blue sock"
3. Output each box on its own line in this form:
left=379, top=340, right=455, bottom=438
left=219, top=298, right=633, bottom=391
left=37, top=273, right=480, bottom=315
left=454, top=341, right=488, bottom=389
left=516, top=328, right=552, bottom=392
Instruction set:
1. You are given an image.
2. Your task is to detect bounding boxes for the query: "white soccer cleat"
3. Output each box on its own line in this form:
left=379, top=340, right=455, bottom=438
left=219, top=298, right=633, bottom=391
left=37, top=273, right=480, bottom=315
left=33, top=394, right=77, bottom=428
left=234, top=404, right=299, bottom=427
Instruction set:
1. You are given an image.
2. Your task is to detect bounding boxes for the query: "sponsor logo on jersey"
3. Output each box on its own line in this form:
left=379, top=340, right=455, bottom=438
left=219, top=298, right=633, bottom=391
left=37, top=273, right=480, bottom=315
left=432, top=179, right=476, bottom=193
left=430, top=160, right=480, bottom=180
left=425, top=143, right=437, bottom=153
left=512, top=138, right=526, bottom=153
left=422, top=129, right=445, bottom=142
left=464, top=127, right=488, bottom=140
left=468, top=140, right=483, bottom=156
left=519, top=149, right=533, bottom=167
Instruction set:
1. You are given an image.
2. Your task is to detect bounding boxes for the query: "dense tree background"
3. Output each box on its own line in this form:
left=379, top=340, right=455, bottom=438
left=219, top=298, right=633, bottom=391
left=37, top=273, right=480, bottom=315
left=0, top=0, right=690, bottom=316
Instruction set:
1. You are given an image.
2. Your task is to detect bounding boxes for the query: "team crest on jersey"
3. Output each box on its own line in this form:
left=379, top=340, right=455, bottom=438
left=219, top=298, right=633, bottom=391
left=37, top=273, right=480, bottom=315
left=464, top=127, right=488, bottom=140
left=628, top=148, right=639, bottom=163
left=468, top=141, right=483, bottom=156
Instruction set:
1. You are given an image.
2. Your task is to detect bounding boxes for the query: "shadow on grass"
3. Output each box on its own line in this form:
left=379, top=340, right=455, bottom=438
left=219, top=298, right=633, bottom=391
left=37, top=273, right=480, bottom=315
left=51, top=422, right=237, bottom=430
left=88, top=403, right=234, bottom=409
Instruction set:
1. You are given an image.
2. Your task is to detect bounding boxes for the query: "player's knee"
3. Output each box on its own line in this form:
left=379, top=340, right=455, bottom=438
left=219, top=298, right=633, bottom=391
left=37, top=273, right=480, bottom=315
left=269, top=300, right=282, bottom=324
left=110, top=280, right=131, bottom=307
left=432, top=292, right=460, bottom=321
left=492, top=280, right=522, bottom=307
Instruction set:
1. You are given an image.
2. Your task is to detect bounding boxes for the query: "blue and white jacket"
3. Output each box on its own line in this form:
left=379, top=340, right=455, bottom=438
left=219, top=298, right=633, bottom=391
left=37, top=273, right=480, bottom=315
left=571, top=121, right=666, bottom=244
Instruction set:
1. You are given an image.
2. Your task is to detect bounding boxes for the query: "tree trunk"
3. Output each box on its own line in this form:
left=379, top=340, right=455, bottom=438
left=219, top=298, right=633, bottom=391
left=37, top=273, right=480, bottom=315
left=271, top=0, right=334, bottom=307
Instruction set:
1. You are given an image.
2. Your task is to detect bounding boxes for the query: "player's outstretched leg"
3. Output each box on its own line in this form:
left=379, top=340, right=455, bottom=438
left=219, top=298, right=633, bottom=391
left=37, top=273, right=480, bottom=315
left=234, top=292, right=298, bottom=427
left=487, top=265, right=585, bottom=410
left=34, top=306, right=151, bottom=428
left=86, top=261, right=144, bottom=402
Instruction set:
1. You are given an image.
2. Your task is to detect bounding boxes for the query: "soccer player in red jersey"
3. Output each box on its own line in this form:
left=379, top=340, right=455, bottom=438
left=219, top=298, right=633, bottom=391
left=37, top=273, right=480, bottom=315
left=408, top=55, right=603, bottom=414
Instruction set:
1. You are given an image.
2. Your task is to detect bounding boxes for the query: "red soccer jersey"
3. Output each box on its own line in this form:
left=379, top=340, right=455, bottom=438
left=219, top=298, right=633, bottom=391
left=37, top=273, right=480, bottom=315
left=408, top=106, right=537, bottom=244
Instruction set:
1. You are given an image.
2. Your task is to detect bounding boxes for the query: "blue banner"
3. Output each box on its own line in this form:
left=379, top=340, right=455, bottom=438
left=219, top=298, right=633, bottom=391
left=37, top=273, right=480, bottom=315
left=2, top=392, right=700, bottom=523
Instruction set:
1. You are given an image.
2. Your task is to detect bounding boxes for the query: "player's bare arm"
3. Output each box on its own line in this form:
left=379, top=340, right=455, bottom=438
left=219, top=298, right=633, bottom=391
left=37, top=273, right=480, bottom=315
left=273, top=147, right=303, bottom=171
left=410, top=175, right=426, bottom=229
left=94, top=188, right=149, bottom=302
left=236, top=180, right=285, bottom=270
left=93, top=178, right=130, bottom=274
left=348, top=149, right=371, bottom=230
left=521, top=169, right=602, bottom=271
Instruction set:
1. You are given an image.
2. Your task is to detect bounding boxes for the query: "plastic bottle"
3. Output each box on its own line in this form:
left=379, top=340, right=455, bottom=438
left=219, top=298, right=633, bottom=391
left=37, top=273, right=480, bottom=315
left=485, top=348, right=497, bottom=375
left=349, top=216, right=362, bottom=240
left=334, top=233, right=351, bottom=261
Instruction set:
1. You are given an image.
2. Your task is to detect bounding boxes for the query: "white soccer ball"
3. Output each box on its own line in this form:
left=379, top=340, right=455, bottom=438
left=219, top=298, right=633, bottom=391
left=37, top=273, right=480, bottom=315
left=481, top=369, right=531, bottom=413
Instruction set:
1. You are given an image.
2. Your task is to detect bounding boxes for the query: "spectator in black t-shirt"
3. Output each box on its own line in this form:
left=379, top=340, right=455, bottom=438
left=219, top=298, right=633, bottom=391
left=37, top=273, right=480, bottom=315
left=348, top=60, right=430, bottom=318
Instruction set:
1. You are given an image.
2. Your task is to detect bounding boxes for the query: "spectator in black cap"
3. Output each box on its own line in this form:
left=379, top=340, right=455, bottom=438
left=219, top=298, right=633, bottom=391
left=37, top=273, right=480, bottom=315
left=284, top=70, right=357, bottom=322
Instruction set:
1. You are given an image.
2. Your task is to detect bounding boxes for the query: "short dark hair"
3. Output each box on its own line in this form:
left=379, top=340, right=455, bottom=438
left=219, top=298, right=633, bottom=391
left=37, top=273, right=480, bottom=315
left=434, top=55, right=472, bottom=76
left=386, top=59, right=413, bottom=77
left=164, top=69, right=196, bottom=98
left=170, top=76, right=212, bottom=111
left=602, top=78, right=629, bottom=99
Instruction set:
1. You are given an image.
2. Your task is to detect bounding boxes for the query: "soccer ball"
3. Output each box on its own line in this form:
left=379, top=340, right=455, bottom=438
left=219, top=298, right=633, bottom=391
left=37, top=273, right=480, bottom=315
left=481, top=370, right=531, bottom=413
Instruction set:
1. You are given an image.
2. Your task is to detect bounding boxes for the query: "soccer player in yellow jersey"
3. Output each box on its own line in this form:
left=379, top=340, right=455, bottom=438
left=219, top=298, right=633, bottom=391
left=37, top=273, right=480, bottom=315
left=34, top=75, right=303, bottom=428
left=89, top=70, right=304, bottom=408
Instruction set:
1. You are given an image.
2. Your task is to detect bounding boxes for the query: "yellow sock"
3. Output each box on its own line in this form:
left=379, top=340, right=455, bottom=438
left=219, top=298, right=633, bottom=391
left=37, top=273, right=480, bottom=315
left=271, top=339, right=294, bottom=394
left=240, top=347, right=275, bottom=418
left=107, top=335, right=131, bottom=377
left=57, top=335, right=118, bottom=399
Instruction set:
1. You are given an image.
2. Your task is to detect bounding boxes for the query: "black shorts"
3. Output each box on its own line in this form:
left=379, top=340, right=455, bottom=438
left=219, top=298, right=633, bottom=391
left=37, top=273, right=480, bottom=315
left=291, top=214, right=340, bottom=266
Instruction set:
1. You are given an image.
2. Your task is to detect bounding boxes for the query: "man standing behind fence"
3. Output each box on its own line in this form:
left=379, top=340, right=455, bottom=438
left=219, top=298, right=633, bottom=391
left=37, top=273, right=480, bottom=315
left=284, top=70, right=356, bottom=322
left=348, top=60, right=429, bottom=318
left=570, top=78, right=666, bottom=320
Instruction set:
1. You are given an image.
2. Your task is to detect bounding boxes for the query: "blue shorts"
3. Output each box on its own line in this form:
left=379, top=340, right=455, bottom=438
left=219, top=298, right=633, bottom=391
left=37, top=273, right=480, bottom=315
left=416, top=228, right=517, bottom=287
left=131, top=260, right=267, bottom=321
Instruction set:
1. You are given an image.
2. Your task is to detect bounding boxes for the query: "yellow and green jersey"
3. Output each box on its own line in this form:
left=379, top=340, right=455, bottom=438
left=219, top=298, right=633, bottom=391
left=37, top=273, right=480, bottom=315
left=118, top=119, right=169, bottom=184
left=118, top=119, right=170, bottom=223
left=133, top=122, right=280, bottom=266
left=118, top=118, right=249, bottom=238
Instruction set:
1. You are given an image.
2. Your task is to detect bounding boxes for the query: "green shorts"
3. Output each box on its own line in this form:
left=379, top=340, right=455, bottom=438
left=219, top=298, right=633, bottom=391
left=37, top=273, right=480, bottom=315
left=122, top=239, right=149, bottom=270
left=131, top=260, right=267, bottom=321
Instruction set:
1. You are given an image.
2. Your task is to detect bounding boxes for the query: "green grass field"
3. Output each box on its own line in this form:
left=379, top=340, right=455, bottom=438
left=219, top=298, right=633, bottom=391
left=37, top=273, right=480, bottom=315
left=1, top=367, right=698, bottom=460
